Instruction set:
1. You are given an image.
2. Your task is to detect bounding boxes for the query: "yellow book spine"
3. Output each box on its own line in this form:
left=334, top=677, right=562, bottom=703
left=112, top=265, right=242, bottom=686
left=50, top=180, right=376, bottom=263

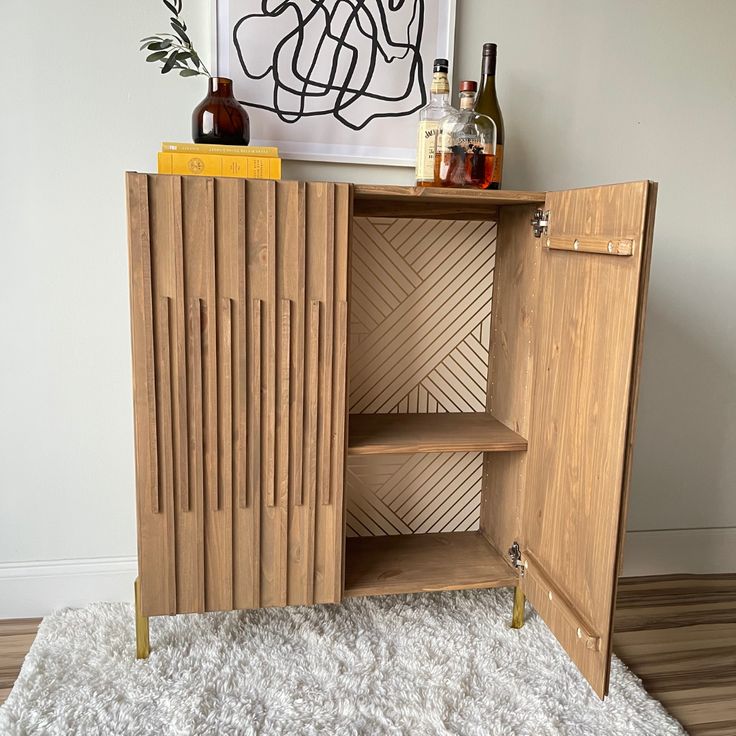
left=161, top=141, right=279, bottom=158
left=157, top=152, right=282, bottom=180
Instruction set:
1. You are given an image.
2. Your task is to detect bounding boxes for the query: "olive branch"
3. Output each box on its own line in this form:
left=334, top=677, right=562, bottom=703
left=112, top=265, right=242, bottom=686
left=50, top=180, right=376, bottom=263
left=140, top=0, right=211, bottom=78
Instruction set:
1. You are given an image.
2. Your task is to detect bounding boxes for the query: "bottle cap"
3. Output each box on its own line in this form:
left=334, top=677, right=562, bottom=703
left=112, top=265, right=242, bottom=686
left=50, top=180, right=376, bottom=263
left=433, top=58, right=449, bottom=73
left=459, top=80, right=478, bottom=92
left=482, top=43, right=497, bottom=56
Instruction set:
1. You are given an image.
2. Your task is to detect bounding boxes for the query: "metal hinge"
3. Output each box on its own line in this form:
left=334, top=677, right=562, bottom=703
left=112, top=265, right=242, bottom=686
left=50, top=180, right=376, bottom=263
left=531, top=209, right=550, bottom=238
left=508, top=541, right=525, bottom=576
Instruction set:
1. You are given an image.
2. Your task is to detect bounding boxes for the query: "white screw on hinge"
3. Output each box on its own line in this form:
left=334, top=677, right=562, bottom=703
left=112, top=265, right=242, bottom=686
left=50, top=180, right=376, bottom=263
left=577, top=627, right=583, bottom=639
left=573, top=239, right=580, bottom=250
left=607, top=241, right=614, bottom=253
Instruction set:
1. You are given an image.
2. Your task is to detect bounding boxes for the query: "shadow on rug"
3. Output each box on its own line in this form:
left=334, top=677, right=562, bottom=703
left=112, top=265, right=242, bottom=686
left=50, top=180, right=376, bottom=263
left=0, top=588, right=685, bottom=735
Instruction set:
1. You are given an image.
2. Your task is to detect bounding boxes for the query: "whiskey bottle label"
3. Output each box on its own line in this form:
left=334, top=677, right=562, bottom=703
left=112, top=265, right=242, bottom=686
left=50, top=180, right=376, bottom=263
left=416, top=121, right=439, bottom=181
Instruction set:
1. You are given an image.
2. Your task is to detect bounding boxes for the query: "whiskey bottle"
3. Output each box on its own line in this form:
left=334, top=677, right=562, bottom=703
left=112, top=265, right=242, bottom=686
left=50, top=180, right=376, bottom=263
left=434, top=81, right=497, bottom=189
left=475, top=43, right=505, bottom=189
left=415, top=59, right=456, bottom=187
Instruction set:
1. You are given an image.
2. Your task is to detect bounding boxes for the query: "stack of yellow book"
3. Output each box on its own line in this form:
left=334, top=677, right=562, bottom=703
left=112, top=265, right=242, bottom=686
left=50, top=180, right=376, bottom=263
left=157, top=141, right=281, bottom=180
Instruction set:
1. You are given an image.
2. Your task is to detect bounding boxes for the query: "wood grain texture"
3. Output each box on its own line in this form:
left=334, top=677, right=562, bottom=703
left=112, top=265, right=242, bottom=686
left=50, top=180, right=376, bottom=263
left=481, top=204, right=542, bottom=561
left=0, top=618, right=41, bottom=705
left=126, top=175, right=350, bottom=614
left=352, top=186, right=545, bottom=220
left=520, top=180, right=656, bottom=697
left=312, top=182, right=351, bottom=604
left=546, top=235, right=634, bottom=256
left=347, top=217, right=497, bottom=539
left=344, top=531, right=517, bottom=597
left=614, top=575, right=736, bottom=736
left=126, top=173, right=176, bottom=616
left=348, top=413, right=527, bottom=455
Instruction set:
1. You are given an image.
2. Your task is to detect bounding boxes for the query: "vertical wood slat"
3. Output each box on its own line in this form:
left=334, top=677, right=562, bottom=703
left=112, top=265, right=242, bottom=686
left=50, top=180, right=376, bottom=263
left=290, top=185, right=307, bottom=509
left=319, top=189, right=336, bottom=506
left=232, top=180, right=258, bottom=612
left=180, top=177, right=208, bottom=614
left=329, top=183, right=352, bottom=600
left=265, top=185, right=277, bottom=512
left=248, top=298, right=263, bottom=510
left=313, top=182, right=349, bottom=605
left=186, top=298, right=204, bottom=515
left=153, top=297, right=175, bottom=515
left=168, top=176, right=190, bottom=532
left=127, top=172, right=176, bottom=616
left=277, top=299, right=291, bottom=508
left=329, top=301, right=349, bottom=508
left=208, top=178, right=239, bottom=613
left=130, top=176, right=159, bottom=513
left=147, top=176, right=179, bottom=614
left=216, top=297, right=233, bottom=513
left=257, top=181, right=286, bottom=607
left=283, top=182, right=310, bottom=606
left=303, top=300, right=320, bottom=508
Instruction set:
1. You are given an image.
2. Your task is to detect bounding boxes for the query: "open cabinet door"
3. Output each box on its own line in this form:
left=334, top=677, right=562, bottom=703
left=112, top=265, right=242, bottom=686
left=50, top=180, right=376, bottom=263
left=521, top=181, right=657, bottom=697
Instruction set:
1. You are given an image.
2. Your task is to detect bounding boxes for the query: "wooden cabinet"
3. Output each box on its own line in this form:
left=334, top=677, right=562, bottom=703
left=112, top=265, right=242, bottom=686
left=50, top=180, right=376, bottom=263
left=126, top=174, right=657, bottom=698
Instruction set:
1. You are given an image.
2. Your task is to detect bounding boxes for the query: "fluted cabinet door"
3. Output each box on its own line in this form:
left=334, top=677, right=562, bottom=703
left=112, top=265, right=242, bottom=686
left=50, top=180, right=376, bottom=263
left=126, top=173, right=350, bottom=616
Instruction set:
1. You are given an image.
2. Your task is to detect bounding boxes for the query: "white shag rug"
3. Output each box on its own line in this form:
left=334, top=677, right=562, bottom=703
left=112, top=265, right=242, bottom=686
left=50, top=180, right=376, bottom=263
left=0, top=588, right=685, bottom=736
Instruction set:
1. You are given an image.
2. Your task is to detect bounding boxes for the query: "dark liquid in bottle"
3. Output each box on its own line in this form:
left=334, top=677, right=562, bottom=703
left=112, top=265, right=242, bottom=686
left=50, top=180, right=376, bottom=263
left=436, top=148, right=496, bottom=189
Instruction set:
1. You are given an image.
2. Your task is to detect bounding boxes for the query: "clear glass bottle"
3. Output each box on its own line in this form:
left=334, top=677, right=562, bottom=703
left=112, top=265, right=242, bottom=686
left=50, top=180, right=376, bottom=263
left=415, top=58, right=456, bottom=187
left=434, top=81, right=496, bottom=189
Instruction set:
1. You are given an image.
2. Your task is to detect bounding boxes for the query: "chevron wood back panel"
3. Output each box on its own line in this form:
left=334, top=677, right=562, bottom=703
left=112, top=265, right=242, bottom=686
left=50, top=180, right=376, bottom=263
left=347, top=216, right=497, bottom=537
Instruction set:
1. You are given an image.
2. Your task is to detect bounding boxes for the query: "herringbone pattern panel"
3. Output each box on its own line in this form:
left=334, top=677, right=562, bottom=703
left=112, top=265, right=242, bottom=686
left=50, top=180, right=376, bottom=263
left=347, top=217, right=497, bottom=536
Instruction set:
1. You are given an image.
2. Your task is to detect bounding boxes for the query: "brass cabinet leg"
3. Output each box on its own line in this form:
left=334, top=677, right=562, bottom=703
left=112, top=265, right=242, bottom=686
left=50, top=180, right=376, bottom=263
left=134, top=577, right=150, bottom=659
left=511, top=586, right=525, bottom=629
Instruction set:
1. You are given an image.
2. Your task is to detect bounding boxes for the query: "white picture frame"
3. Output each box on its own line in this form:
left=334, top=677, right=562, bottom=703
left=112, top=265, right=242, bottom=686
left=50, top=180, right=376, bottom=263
left=212, top=0, right=456, bottom=166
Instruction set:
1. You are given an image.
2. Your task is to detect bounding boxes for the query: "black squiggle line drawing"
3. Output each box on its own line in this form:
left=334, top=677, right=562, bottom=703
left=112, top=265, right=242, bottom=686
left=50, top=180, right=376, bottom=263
left=232, top=0, right=426, bottom=130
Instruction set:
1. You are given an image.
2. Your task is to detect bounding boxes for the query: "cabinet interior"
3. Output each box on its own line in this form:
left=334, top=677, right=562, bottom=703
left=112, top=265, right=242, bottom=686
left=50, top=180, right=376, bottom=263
left=344, top=187, right=545, bottom=596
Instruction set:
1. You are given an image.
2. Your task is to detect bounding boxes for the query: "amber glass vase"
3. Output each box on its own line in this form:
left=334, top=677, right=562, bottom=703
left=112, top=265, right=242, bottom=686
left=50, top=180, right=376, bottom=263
left=192, top=77, right=250, bottom=145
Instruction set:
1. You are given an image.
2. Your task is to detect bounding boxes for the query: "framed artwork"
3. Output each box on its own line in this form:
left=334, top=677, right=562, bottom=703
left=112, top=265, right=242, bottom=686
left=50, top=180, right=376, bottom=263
left=213, top=0, right=456, bottom=166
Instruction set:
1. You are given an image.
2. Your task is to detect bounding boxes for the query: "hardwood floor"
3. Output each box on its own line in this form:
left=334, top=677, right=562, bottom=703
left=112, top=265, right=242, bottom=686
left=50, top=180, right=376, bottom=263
left=0, top=618, right=40, bottom=705
left=614, top=574, right=736, bottom=736
left=1, top=575, right=734, bottom=735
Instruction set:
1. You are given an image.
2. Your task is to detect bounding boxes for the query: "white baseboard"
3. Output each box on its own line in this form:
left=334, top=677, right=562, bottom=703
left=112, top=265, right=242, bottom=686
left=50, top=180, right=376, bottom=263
left=1, top=529, right=734, bottom=618
left=621, top=527, right=736, bottom=577
left=0, top=556, right=137, bottom=619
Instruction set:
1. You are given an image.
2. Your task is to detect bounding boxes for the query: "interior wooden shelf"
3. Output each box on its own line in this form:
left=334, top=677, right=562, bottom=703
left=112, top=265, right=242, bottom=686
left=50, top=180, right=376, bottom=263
left=347, top=412, right=527, bottom=455
left=352, top=185, right=547, bottom=220
left=344, top=531, right=518, bottom=597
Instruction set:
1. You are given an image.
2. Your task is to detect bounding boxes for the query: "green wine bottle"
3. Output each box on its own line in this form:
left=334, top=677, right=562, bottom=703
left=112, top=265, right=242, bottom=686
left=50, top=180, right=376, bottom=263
left=475, top=43, right=505, bottom=189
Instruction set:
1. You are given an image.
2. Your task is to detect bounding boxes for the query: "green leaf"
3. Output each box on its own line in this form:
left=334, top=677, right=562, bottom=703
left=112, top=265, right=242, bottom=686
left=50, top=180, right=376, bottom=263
left=139, top=35, right=160, bottom=43
left=148, top=39, right=173, bottom=51
left=146, top=50, right=168, bottom=62
left=162, top=0, right=178, bottom=16
left=190, top=51, right=202, bottom=68
left=161, top=50, right=182, bottom=74
left=170, top=20, right=191, bottom=45
left=179, top=68, right=200, bottom=77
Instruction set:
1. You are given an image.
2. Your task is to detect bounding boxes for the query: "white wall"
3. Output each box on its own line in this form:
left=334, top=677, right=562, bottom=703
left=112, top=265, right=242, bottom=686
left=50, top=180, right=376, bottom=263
left=1, top=0, right=734, bottom=616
